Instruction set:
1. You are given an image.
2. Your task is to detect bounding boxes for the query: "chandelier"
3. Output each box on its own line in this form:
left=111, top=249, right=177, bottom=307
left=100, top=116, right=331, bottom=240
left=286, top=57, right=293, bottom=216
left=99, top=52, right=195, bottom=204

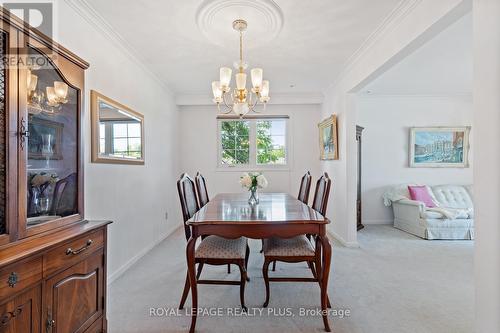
left=211, top=19, right=270, bottom=117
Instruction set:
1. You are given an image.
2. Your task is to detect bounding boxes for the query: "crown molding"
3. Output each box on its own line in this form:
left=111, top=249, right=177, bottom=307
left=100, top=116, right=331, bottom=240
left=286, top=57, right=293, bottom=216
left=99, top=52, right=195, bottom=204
left=64, top=0, right=174, bottom=96
left=175, top=92, right=324, bottom=106
left=325, top=0, right=472, bottom=94
left=357, top=92, right=473, bottom=99
left=325, top=0, right=423, bottom=92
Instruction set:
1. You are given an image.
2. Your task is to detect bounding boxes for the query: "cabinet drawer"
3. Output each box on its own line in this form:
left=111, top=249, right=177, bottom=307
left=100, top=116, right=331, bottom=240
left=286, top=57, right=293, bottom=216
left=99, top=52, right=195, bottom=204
left=44, top=230, right=104, bottom=276
left=0, top=257, right=42, bottom=300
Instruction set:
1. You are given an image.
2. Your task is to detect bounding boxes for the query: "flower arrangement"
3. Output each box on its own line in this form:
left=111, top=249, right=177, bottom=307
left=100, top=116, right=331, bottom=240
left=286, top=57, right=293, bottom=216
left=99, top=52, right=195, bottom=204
left=240, top=172, right=268, bottom=205
left=29, top=172, right=59, bottom=214
left=240, top=172, right=268, bottom=191
left=30, top=172, right=59, bottom=188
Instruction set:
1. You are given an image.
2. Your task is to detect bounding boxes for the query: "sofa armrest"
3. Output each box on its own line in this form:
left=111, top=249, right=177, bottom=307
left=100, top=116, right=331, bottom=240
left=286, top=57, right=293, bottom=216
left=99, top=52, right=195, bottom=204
left=392, top=199, right=425, bottom=220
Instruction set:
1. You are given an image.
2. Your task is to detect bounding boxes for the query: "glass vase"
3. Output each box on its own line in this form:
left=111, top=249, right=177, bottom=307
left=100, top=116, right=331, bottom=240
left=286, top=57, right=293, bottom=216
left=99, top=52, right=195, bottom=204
left=248, top=188, right=259, bottom=205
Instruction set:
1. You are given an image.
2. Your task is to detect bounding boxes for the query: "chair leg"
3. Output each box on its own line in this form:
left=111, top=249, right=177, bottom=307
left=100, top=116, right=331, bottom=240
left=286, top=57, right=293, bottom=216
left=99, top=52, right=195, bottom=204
left=196, top=263, right=204, bottom=280
left=245, top=244, right=251, bottom=282
left=312, top=260, right=332, bottom=309
left=179, top=271, right=190, bottom=310
left=272, top=260, right=276, bottom=271
left=227, top=264, right=231, bottom=274
left=308, top=261, right=317, bottom=278
left=262, top=259, right=272, bottom=307
left=237, top=262, right=248, bottom=312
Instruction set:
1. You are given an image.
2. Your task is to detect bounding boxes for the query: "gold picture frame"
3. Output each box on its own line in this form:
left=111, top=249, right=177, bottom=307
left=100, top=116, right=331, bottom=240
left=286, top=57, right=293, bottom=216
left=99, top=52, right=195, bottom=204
left=90, top=90, right=145, bottom=165
left=318, top=114, right=339, bottom=160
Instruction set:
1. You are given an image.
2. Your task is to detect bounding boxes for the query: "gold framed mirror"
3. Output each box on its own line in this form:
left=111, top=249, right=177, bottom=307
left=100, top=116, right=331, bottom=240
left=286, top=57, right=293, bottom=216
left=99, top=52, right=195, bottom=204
left=91, top=90, right=144, bottom=165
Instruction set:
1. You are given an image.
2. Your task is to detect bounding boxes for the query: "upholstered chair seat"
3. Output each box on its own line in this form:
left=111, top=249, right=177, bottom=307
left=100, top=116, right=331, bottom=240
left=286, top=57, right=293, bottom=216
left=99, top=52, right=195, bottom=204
left=263, top=236, right=315, bottom=257
left=196, top=236, right=248, bottom=259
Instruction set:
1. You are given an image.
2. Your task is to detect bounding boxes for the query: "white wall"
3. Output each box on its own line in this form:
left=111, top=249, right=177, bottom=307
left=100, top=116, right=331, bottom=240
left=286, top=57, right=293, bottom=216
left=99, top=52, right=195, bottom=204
left=320, top=0, right=470, bottom=246
left=473, top=0, right=500, bottom=331
left=179, top=104, right=321, bottom=198
left=357, top=95, right=473, bottom=224
left=56, top=1, right=180, bottom=281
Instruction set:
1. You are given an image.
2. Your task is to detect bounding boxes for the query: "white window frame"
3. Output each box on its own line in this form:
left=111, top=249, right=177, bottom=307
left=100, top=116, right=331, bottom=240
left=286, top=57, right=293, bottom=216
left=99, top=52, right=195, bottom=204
left=217, top=117, right=290, bottom=171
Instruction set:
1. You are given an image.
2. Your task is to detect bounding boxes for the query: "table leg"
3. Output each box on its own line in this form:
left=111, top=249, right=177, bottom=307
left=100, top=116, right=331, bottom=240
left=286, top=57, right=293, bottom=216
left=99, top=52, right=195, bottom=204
left=319, top=235, right=332, bottom=332
left=186, top=236, right=198, bottom=333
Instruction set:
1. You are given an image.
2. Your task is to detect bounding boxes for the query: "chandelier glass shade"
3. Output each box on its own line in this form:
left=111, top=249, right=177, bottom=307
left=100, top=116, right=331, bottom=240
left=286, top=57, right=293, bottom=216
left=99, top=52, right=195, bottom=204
left=27, top=70, right=69, bottom=115
left=211, top=19, right=270, bottom=117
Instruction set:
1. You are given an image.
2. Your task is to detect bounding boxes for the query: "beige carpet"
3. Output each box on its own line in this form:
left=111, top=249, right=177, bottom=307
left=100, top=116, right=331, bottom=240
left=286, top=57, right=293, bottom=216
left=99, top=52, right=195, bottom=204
left=108, top=225, right=473, bottom=333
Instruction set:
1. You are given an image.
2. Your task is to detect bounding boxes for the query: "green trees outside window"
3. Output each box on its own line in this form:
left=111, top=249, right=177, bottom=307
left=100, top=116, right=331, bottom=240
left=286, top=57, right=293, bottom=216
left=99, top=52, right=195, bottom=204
left=221, top=120, right=250, bottom=164
left=220, top=119, right=287, bottom=166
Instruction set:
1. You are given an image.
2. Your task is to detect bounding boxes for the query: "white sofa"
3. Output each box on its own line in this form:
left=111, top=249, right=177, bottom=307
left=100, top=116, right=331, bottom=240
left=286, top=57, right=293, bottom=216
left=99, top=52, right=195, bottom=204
left=384, top=184, right=474, bottom=240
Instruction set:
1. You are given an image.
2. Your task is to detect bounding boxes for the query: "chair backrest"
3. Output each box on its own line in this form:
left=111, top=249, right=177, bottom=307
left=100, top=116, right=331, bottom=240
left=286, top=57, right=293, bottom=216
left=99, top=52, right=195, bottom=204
left=297, top=171, right=312, bottom=204
left=177, top=173, right=200, bottom=240
left=50, top=173, right=78, bottom=216
left=312, top=172, right=332, bottom=216
left=195, top=172, right=210, bottom=207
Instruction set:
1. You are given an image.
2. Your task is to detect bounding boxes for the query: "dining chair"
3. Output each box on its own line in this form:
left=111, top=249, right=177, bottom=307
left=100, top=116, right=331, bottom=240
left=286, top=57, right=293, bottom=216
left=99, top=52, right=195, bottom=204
left=177, top=173, right=250, bottom=311
left=298, top=171, right=312, bottom=204
left=195, top=172, right=210, bottom=207
left=262, top=172, right=332, bottom=308
left=50, top=173, right=78, bottom=216
left=195, top=172, right=232, bottom=274
left=271, top=170, right=313, bottom=271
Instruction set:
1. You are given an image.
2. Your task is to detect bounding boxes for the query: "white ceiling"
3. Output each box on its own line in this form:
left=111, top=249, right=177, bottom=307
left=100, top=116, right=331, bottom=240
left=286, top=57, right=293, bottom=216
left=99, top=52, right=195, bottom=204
left=363, top=12, right=472, bottom=95
left=84, top=0, right=402, bottom=96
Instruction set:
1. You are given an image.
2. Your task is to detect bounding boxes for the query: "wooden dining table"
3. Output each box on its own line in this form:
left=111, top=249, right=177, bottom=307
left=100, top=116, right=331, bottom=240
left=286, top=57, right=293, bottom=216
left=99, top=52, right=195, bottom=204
left=185, top=192, right=332, bottom=332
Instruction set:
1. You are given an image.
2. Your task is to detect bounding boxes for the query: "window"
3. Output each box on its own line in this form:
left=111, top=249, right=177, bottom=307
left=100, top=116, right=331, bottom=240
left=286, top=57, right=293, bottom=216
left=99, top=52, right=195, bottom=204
left=218, top=118, right=288, bottom=167
left=220, top=120, right=250, bottom=165
left=99, top=121, right=142, bottom=159
left=257, top=120, right=286, bottom=165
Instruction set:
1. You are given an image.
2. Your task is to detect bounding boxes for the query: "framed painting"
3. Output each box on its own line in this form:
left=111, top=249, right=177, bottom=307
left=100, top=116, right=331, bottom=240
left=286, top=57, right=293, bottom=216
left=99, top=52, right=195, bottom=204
left=318, top=115, right=338, bottom=160
left=409, top=126, right=471, bottom=168
left=28, top=118, right=64, bottom=160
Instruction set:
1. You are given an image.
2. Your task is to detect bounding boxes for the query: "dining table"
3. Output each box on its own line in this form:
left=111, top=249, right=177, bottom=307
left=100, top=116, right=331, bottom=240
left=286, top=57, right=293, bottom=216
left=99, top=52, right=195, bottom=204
left=185, top=192, right=332, bottom=332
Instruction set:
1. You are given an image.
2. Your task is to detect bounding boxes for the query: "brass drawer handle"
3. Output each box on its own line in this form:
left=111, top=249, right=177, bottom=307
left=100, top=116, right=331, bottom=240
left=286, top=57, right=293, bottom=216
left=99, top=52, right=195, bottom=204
left=7, top=272, right=18, bottom=288
left=66, top=239, right=93, bottom=256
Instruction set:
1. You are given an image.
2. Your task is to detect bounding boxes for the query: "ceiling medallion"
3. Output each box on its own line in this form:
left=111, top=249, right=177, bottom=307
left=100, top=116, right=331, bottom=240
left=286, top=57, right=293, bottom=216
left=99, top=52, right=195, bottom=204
left=211, top=19, right=270, bottom=117
left=196, top=0, right=283, bottom=48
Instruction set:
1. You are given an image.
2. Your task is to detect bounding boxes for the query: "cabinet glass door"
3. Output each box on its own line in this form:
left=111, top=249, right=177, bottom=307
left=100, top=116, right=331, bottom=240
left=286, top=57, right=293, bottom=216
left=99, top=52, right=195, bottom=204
left=24, top=47, right=79, bottom=228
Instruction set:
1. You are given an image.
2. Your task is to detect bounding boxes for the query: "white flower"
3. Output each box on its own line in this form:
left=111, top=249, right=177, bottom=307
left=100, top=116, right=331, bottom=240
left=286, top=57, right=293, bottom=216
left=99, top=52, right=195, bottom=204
left=256, top=174, right=268, bottom=189
left=240, top=173, right=252, bottom=188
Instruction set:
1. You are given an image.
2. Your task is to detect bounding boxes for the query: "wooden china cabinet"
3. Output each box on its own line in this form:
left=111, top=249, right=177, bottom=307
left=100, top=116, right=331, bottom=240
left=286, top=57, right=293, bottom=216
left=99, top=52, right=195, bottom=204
left=0, top=8, right=111, bottom=333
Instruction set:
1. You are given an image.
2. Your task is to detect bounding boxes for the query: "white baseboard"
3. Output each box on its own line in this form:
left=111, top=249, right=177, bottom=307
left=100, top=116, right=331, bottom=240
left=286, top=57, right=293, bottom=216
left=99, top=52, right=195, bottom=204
left=363, top=219, right=393, bottom=225
left=328, top=230, right=359, bottom=248
left=107, top=227, right=180, bottom=285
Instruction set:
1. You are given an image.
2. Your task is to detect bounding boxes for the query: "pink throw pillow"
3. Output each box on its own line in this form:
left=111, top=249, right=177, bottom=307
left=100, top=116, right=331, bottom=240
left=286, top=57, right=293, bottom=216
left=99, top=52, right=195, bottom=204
left=408, top=186, right=436, bottom=208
